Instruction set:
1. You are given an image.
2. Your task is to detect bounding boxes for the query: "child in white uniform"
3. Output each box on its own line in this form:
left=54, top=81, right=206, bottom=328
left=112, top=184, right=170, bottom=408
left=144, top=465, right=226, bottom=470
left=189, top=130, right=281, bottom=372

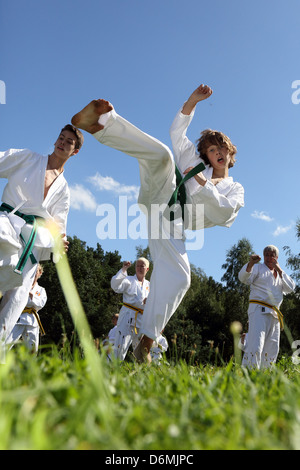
left=6, top=264, right=47, bottom=353
left=0, top=125, right=83, bottom=357
left=111, top=258, right=150, bottom=360
left=71, top=84, right=244, bottom=362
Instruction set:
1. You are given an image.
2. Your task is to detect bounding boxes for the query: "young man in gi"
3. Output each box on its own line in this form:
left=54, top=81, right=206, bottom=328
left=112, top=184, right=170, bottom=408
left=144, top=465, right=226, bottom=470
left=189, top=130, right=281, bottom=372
left=238, top=245, right=295, bottom=369
left=110, top=258, right=150, bottom=361
left=71, top=83, right=244, bottom=363
left=0, top=124, right=83, bottom=358
left=6, top=263, right=47, bottom=354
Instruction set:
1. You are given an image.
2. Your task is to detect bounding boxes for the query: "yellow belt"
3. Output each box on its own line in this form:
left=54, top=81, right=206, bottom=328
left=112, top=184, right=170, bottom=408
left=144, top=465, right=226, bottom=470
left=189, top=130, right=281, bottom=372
left=249, top=300, right=284, bottom=331
left=122, top=302, right=144, bottom=334
left=22, top=307, right=46, bottom=336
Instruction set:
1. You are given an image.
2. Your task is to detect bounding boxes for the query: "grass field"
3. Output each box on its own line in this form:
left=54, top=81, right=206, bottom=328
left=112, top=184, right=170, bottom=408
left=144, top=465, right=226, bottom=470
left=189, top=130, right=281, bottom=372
left=0, top=344, right=300, bottom=451
left=1, top=247, right=298, bottom=451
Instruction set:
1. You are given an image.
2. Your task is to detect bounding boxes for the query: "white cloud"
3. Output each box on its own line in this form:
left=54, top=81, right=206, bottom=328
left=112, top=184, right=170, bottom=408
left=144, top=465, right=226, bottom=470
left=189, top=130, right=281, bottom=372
left=272, top=223, right=294, bottom=237
left=70, top=184, right=97, bottom=212
left=88, top=172, right=139, bottom=201
left=251, top=210, right=274, bottom=222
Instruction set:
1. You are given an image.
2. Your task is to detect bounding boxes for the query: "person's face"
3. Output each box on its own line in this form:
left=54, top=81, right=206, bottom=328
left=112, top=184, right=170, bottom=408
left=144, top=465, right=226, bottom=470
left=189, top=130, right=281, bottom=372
left=135, top=261, right=149, bottom=280
left=54, top=130, right=79, bottom=160
left=206, top=144, right=230, bottom=170
left=264, top=250, right=278, bottom=270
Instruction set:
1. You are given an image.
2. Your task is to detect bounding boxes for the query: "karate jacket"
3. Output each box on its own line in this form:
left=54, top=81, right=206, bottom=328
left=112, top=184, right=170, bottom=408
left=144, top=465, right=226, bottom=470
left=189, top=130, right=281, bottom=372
left=170, top=108, right=244, bottom=231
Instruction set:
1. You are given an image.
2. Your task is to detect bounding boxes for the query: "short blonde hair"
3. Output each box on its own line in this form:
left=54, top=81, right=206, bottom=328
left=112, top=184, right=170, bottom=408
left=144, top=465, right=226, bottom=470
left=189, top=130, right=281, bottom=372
left=196, top=129, right=237, bottom=168
left=263, top=245, right=279, bottom=257
left=136, top=257, right=149, bottom=268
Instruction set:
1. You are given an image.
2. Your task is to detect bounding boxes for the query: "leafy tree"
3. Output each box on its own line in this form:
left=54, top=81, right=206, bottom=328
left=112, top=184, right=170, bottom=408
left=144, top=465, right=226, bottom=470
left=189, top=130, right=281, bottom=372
left=221, top=237, right=254, bottom=292
left=39, top=236, right=122, bottom=346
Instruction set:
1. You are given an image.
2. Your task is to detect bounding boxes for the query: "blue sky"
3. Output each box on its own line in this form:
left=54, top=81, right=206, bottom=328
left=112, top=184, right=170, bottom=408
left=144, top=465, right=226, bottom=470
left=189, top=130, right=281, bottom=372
left=1, top=0, right=299, bottom=283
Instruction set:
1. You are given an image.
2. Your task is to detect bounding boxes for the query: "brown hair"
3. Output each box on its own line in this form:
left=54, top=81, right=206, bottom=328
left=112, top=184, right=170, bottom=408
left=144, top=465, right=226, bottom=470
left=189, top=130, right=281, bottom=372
left=60, top=124, right=84, bottom=150
left=196, top=129, right=237, bottom=168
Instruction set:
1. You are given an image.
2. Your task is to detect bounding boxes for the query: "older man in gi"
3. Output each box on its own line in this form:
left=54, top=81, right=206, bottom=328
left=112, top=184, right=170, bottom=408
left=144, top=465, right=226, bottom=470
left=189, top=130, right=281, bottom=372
left=111, top=258, right=150, bottom=361
left=238, top=245, right=295, bottom=369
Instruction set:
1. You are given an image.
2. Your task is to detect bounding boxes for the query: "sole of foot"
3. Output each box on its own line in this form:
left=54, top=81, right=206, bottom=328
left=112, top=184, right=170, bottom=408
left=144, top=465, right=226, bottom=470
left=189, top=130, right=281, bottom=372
left=71, top=99, right=113, bottom=134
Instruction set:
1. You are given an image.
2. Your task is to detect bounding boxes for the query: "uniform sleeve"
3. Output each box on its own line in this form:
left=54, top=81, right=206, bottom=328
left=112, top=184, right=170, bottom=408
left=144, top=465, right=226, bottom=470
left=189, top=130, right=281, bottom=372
left=238, top=263, right=258, bottom=285
left=281, top=272, right=296, bottom=294
left=111, top=269, right=131, bottom=293
left=169, top=108, right=203, bottom=171
left=47, top=184, right=70, bottom=234
left=0, top=149, right=32, bottom=178
left=196, top=180, right=245, bottom=227
left=27, top=286, right=47, bottom=311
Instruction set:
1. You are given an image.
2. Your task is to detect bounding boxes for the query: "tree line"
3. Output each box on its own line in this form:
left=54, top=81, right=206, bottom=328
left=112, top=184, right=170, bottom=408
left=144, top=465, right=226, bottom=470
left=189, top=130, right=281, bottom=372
left=38, top=223, right=300, bottom=364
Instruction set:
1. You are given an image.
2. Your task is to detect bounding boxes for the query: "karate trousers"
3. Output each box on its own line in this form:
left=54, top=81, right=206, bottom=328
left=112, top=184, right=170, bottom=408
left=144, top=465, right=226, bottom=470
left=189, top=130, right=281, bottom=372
left=6, top=322, right=39, bottom=354
left=94, top=111, right=191, bottom=341
left=0, top=215, right=42, bottom=361
left=242, top=306, right=280, bottom=369
left=113, top=307, right=141, bottom=361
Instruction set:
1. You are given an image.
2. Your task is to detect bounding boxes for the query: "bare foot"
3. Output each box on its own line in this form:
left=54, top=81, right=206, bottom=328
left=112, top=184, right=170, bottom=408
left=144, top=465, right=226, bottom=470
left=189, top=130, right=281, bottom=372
left=71, top=99, right=113, bottom=134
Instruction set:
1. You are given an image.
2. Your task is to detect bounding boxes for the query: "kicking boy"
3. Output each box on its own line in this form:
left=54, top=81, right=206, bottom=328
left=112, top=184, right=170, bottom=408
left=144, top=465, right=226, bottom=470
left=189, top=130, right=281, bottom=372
left=71, top=84, right=244, bottom=362
left=0, top=124, right=83, bottom=354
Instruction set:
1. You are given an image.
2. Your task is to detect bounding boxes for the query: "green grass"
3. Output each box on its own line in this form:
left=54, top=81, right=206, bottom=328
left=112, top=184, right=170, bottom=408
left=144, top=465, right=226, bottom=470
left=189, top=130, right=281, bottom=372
left=1, top=346, right=300, bottom=450
left=2, top=241, right=298, bottom=450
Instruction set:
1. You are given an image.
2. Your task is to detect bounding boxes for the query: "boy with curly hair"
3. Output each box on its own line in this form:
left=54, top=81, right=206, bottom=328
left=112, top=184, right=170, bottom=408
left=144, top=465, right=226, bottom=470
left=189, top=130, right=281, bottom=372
left=71, top=84, right=244, bottom=362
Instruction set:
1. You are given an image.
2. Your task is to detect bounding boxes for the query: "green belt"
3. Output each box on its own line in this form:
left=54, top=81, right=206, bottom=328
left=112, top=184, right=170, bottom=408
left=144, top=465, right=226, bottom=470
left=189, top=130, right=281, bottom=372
left=168, top=162, right=206, bottom=221
left=0, top=202, right=43, bottom=274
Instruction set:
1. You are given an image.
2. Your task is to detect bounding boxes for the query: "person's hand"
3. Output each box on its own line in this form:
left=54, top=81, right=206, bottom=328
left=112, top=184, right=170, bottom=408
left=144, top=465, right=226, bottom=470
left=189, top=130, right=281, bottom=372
left=122, top=261, right=131, bottom=272
left=183, top=166, right=207, bottom=186
left=182, top=84, right=213, bottom=115
left=189, top=84, right=213, bottom=103
left=246, top=254, right=261, bottom=272
left=62, top=234, right=69, bottom=253
left=249, top=254, right=261, bottom=264
left=273, top=259, right=283, bottom=277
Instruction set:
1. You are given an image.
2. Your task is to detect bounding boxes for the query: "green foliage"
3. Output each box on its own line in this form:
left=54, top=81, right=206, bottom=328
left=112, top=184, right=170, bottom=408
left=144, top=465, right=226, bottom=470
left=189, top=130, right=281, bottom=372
left=39, top=236, right=122, bottom=345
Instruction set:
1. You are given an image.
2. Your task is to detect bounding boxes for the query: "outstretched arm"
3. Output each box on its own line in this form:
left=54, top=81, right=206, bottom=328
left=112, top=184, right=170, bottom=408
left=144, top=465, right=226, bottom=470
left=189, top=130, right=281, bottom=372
left=182, top=84, right=213, bottom=115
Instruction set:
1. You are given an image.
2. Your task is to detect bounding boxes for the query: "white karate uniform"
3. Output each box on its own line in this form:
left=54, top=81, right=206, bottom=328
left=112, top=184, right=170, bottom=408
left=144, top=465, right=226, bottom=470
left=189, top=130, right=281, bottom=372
left=238, top=263, right=295, bottom=368
left=105, top=325, right=117, bottom=347
left=94, top=108, right=244, bottom=341
left=0, top=148, right=69, bottom=346
left=102, top=324, right=118, bottom=361
left=150, top=334, right=168, bottom=362
left=6, top=282, right=47, bottom=353
left=111, top=268, right=150, bottom=360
